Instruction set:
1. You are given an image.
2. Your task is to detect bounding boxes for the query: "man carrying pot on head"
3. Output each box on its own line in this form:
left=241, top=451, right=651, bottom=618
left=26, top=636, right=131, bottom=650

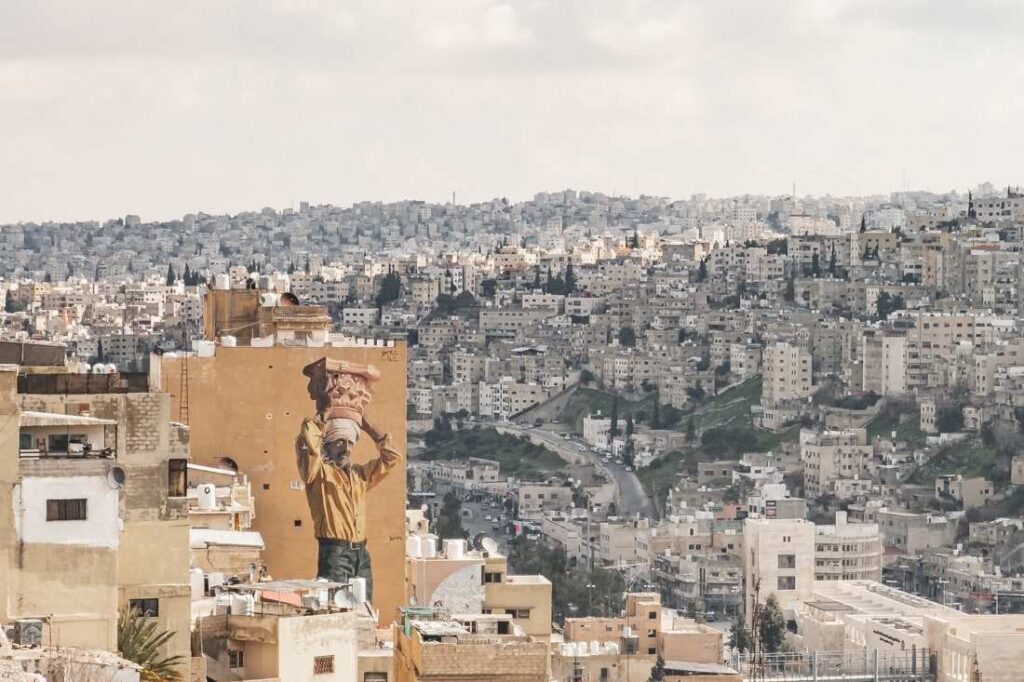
left=296, top=359, right=402, bottom=602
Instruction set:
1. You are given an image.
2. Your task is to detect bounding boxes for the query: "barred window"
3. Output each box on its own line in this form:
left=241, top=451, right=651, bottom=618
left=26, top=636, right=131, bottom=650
left=314, top=656, right=335, bottom=675
left=46, top=498, right=87, bottom=521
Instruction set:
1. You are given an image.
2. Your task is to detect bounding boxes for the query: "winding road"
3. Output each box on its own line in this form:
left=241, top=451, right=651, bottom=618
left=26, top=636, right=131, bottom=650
left=493, top=423, right=656, bottom=519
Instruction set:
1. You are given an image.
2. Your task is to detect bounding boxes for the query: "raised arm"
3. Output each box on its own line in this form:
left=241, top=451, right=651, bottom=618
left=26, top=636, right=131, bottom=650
left=296, top=418, right=324, bottom=484
left=361, top=416, right=403, bottom=490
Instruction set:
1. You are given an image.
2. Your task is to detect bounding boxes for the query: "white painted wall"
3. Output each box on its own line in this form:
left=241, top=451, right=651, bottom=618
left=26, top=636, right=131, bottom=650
left=16, top=475, right=120, bottom=548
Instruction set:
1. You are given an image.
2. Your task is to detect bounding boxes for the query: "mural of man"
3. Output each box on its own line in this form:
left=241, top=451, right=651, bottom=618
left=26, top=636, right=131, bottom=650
left=296, top=358, right=402, bottom=602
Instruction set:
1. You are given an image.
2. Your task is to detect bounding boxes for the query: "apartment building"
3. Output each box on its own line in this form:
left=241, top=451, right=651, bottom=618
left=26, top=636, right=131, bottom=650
left=565, top=593, right=663, bottom=657
left=762, top=341, right=813, bottom=407
left=877, top=508, right=958, bottom=557
left=861, top=329, right=907, bottom=396
left=814, top=512, right=882, bottom=582
left=1, top=365, right=192, bottom=676
left=393, top=610, right=549, bottom=682
left=742, top=518, right=816, bottom=618
left=405, top=537, right=552, bottom=641
left=935, top=475, right=993, bottom=509
left=791, top=580, right=1024, bottom=682
left=800, top=428, right=873, bottom=498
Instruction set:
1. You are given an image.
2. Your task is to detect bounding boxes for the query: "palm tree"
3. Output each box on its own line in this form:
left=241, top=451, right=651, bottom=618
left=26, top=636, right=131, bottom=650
left=117, top=608, right=184, bottom=681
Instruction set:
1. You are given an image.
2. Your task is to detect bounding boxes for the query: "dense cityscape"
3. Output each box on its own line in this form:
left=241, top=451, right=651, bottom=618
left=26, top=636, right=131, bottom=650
left=2, top=183, right=1024, bottom=680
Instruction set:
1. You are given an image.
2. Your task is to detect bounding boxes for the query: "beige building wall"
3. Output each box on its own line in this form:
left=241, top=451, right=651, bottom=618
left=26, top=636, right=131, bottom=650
left=762, top=341, right=812, bottom=407
left=160, top=344, right=408, bottom=623
left=743, top=518, right=815, bottom=620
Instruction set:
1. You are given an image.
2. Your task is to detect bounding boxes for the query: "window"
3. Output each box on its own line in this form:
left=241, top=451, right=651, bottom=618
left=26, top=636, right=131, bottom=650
left=46, top=498, right=87, bottom=521
left=365, top=674, right=388, bottom=682
left=19, top=432, right=32, bottom=450
left=648, top=611, right=657, bottom=620
left=511, top=609, right=531, bottom=619
left=313, top=656, right=335, bottom=675
left=647, top=629, right=657, bottom=637
left=648, top=647, right=657, bottom=655
left=47, top=434, right=70, bottom=452
left=294, top=519, right=302, bottom=527
left=168, top=459, right=188, bottom=497
left=129, top=598, right=160, bottom=617
left=778, top=576, right=796, bottom=590
left=778, top=554, right=796, bottom=569
left=600, top=668, right=609, bottom=682
left=483, top=571, right=503, bottom=584
left=228, top=650, right=244, bottom=669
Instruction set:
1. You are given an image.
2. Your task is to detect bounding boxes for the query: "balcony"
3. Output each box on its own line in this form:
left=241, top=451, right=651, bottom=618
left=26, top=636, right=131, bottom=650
left=18, top=372, right=149, bottom=395
left=19, top=411, right=118, bottom=459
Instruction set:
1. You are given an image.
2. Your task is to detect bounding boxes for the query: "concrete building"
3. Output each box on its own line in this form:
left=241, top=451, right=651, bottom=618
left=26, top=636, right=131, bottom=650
left=160, top=337, right=408, bottom=623
left=935, top=475, right=993, bottom=509
left=405, top=537, right=552, bottom=642
left=877, top=509, right=958, bottom=557
left=814, top=512, right=883, bottom=582
left=742, top=518, right=816, bottom=619
left=761, top=341, right=812, bottom=407
left=196, top=580, right=375, bottom=682
left=1, top=365, right=192, bottom=676
left=565, top=593, right=664, bottom=657
left=791, top=580, right=1024, bottom=682
left=861, top=330, right=907, bottom=396
left=393, top=609, right=549, bottom=682
left=800, top=428, right=873, bottom=498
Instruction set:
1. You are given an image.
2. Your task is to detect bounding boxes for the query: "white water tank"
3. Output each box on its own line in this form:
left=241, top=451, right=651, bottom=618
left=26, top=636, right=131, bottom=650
left=350, top=577, right=367, bottom=604
left=190, top=568, right=205, bottom=599
left=443, top=539, right=465, bottom=560
left=214, top=273, right=231, bottom=290
left=195, top=340, right=216, bottom=357
left=229, top=594, right=253, bottom=616
left=197, top=483, right=216, bottom=510
left=220, top=335, right=237, bottom=348
left=406, top=535, right=422, bottom=558
left=421, top=534, right=437, bottom=558
left=214, top=593, right=230, bottom=615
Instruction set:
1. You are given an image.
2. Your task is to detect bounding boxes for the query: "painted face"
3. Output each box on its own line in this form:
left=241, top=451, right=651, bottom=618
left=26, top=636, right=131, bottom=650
left=323, top=438, right=351, bottom=468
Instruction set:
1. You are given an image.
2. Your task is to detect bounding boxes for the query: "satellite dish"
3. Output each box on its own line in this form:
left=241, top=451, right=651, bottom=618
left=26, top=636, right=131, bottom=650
left=333, top=590, right=348, bottom=608
left=471, top=532, right=487, bottom=551
left=481, top=537, right=499, bottom=556
left=106, top=466, right=126, bottom=489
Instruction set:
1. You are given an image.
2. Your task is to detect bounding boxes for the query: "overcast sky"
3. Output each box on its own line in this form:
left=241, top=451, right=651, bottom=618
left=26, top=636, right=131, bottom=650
left=1, top=0, right=1022, bottom=223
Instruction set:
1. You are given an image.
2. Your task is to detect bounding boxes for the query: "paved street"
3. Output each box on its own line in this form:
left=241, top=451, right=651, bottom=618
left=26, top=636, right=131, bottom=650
left=495, top=423, right=656, bottom=519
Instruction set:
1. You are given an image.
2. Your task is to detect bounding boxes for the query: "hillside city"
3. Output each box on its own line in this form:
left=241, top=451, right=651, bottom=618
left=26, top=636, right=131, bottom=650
left=3, top=183, right=1024, bottom=681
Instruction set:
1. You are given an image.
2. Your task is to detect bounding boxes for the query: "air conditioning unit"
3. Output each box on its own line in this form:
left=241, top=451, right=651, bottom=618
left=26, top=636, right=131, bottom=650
left=14, top=619, right=43, bottom=647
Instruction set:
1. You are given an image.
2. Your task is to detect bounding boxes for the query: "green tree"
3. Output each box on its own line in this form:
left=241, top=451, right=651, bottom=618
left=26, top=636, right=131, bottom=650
left=696, top=258, right=708, bottom=282
left=481, top=279, right=497, bottom=297
left=648, top=656, right=666, bottom=681
left=625, top=414, right=634, bottom=437
left=759, top=595, right=786, bottom=653
left=728, top=615, right=750, bottom=653
left=618, top=326, right=637, bottom=347
left=652, top=392, right=661, bottom=428
left=165, top=263, right=175, bottom=286
left=4, top=291, right=15, bottom=314
left=783, top=276, right=796, bottom=302
left=376, top=270, right=402, bottom=306
left=810, top=251, right=821, bottom=277
left=434, top=492, right=467, bottom=539
left=564, top=262, right=577, bottom=293
left=936, top=404, right=965, bottom=433
left=828, top=247, right=837, bottom=276
left=876, top=291, right=905, bottom=319
left=610, top=395, right=620, bottom=438
left=118, top=608, right=185, bottom=681
left=685, top=416, right=696, bottom=440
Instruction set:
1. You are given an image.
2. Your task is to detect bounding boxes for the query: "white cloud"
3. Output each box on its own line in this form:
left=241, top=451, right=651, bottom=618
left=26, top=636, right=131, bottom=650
left=0, top=0, right=1021, bottom=221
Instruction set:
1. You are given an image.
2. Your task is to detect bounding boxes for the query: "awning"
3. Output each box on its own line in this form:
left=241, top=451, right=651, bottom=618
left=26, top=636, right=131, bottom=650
left=190, top=529, right=265, bottom=550
left=19, top=410, right=117, bottom=427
